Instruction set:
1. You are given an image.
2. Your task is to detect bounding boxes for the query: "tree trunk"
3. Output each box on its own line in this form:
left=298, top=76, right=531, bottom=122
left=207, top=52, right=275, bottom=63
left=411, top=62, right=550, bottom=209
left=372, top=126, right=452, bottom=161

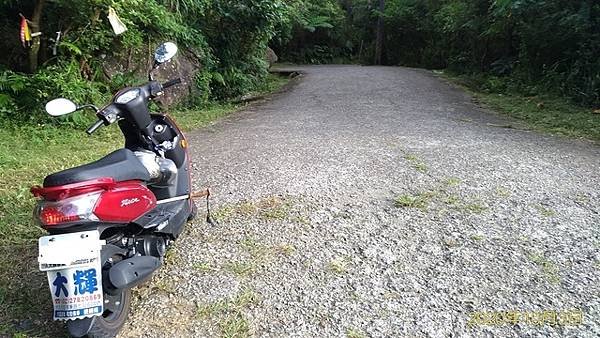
left=28, top=0, right=46, bottom=73
left=374, top=0, right=385, bottom=65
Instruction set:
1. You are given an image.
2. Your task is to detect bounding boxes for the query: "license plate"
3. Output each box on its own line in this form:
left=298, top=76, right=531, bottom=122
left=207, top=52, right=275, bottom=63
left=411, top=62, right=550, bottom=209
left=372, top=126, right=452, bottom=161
left=38, top=231, right=105, bottom=321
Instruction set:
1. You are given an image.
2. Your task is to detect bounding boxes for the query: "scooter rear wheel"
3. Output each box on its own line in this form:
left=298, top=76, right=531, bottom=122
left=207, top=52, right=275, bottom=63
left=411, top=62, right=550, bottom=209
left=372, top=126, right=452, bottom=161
left=67, top=288, right=131, bottom=338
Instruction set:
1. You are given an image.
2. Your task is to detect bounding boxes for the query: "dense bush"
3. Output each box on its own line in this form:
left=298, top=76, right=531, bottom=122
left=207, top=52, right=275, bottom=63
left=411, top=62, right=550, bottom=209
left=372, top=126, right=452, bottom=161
left=272, top=0, right=350, bottom=64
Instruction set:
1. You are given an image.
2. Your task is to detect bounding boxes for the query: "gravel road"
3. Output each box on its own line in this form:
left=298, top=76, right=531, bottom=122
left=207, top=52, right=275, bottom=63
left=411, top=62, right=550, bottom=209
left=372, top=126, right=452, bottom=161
left=119, top=65, right=600, bottom=338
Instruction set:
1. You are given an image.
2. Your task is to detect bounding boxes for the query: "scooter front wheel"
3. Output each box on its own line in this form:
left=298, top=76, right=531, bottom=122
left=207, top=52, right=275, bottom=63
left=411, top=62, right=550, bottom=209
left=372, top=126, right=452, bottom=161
left=67, top=288, right=131, bottom=338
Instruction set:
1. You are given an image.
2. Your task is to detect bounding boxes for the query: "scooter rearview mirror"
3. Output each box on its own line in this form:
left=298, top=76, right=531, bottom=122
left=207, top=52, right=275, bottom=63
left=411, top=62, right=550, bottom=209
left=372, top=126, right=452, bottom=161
left=45, top=98, right=78, bottom=117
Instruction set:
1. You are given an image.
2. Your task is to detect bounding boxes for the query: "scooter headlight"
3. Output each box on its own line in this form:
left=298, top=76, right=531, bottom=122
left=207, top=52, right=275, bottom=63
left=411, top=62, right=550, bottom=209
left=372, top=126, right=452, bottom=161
left=115, top=88, right=140, bottom=104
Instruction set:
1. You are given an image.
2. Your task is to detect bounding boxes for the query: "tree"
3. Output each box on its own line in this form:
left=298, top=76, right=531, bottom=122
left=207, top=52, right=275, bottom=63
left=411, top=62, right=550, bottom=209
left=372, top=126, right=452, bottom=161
left=26, top=0, right=45, bottom=73
left=374, top=0, right=384, bottom=65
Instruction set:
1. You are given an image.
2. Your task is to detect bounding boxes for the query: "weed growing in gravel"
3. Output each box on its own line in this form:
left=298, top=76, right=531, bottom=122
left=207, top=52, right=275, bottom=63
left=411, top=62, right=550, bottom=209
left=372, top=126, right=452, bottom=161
left=329, top=257, right=349, bottom=274
left=495, top=186, right=511, bottom=197
left=394, top=180, right=493, bottom=215
left=292, top=215, right=310, bottom=224
left=163, top=248, right=181, bottom=267
left=212, top=196, right=298, bottom=222
left=257, top=196, right=292, bottom=220
left=150, top=279, right=175, bottom=294
left=443, top=194, right=460, bottom=206
left=574, top=194, right=590, bottom=204
left=241, top=237, right=270, bottom=259
left=463, top=202, right=488, bottom=214
left=404, top=153, right=428, bottom=173
left=528, top=253, right=561, bottom=284
left=277, top=244, right=296, bottom=256
left=193, top=262, right=218, bottom=273
left=470, top=234, right=484, bottom=241
left=219, top=313, right=250, bottom=338
left=444, top=177, right=461, bottom=186
left=443, top=238, right=459, bottom=247
left=224, top=261, right=257, bottom=277
left=238, top=202, right=258, bottom=216
left=196, top=238, right=294, bottom=277
left=346, top=328, right=365, bottom=338
left=394, top=193, right=432, bottom=210
left=212, top=205, right=236, bottom=221
left=534, top=204, right=556, bottom=217
left=197, top=289, right=259, bottom=337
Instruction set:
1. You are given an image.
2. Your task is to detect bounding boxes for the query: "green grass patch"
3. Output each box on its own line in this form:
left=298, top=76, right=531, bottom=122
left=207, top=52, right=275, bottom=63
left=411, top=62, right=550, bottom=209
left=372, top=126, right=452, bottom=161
left=224, top=261, right=257, bottom=277
left=444, top=177, right=461, bottom=187
left=528, top=252, right=561, bottom=284
left=193, top=261, right=218, bottom=273
left=329, top=257, right=349, bottom=274
left=394, top=192, right=433, bottom=210
left=213, top=196, right=295, bottom=222
left=197, top=288, right=259, bottom=338
left=463, top=202, right=488, bottom=214
left=470, top=234, right=484, bottom=241
left=495, top=186, right=511, bottom=197
left=439, top=71, right=600, bottom=141
left=534, top=204, right=556, bottom=217
left=346, top=328, right=365, bottom=338
left=404, top=153, right=428, bottom=173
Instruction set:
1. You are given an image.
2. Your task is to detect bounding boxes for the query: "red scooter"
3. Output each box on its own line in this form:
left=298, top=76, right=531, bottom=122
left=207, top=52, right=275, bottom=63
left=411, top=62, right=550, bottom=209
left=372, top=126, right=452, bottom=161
left=31, top=42, right=201, bottom=337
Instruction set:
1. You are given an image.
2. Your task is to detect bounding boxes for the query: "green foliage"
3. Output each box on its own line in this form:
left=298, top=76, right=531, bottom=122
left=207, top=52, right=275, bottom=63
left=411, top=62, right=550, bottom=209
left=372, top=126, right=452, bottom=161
left=273, top=0, right=349, bottom=63
left=382, top=0, right=600, bottom=106
left=197, top=0, right=288, bottom=98
left=0, top=62, right=108, bottom=126
left=0, top=0, right=289, bottom=124
left=273, top=0, right=599, bottom=107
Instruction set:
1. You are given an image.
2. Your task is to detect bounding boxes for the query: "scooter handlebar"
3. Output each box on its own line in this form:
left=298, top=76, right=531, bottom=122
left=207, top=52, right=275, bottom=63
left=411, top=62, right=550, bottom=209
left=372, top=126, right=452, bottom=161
left=86, top=119, right=104, bottom=135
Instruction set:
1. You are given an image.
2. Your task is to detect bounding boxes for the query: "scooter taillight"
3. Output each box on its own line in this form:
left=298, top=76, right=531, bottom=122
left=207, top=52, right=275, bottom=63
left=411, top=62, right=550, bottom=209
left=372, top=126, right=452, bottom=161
left=35, top=192, right=101, bottom=227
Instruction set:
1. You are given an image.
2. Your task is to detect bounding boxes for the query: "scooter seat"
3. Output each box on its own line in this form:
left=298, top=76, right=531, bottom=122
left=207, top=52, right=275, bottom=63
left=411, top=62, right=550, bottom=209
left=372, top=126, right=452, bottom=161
left=43, top=149, right=151, bottom=187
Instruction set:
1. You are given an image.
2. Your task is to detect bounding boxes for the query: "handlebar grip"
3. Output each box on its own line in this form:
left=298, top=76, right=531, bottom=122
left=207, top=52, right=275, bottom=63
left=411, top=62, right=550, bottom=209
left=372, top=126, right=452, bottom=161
left=162, top=78, right=182, bottom=90
left=86, top=119, right=104, bottom=135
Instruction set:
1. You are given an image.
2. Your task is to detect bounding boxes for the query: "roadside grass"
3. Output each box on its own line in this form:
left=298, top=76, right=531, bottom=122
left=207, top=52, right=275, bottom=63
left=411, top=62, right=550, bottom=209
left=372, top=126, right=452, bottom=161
left=394, top=193, right=431, bottom=210
left=534, top=204, right=556, bottom=218
left=329, top=257, right=350, bottom=274
left=212, top=195, right=296, bottom=222
left=346, top=328, right=365, bottom=338
left=437, top=71, right=600, bottom=142
left=393, top=177, right=490, bottom=215
left=403, top=153, right=428, bottom=173
left=198, top=237, right=295, bottom=278
left=0, top=74, right=289, bottom=336
left=197, top=288, right=259, bottom=338
left=528, top=252, right=561, bottom=284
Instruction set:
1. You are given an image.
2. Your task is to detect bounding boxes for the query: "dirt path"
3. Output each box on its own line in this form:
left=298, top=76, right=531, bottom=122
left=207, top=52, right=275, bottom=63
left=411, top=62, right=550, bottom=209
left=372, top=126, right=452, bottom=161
left=120, top=65, right=600, bottom=338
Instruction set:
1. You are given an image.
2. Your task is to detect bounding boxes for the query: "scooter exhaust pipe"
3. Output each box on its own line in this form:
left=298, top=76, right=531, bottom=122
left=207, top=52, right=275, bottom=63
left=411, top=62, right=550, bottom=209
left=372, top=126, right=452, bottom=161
left=108, top=256, right=161, bottom=290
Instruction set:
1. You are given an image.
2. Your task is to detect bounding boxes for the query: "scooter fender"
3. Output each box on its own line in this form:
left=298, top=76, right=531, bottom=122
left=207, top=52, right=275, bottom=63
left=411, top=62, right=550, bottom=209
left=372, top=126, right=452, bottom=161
left=108, top=256, right=161, bottom=289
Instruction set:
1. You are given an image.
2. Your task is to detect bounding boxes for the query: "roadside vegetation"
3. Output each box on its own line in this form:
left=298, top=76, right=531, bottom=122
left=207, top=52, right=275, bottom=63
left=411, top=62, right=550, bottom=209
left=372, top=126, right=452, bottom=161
left=439, top=71, right=600, bottom=141
left=272, top=0, right=600, bottom=140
